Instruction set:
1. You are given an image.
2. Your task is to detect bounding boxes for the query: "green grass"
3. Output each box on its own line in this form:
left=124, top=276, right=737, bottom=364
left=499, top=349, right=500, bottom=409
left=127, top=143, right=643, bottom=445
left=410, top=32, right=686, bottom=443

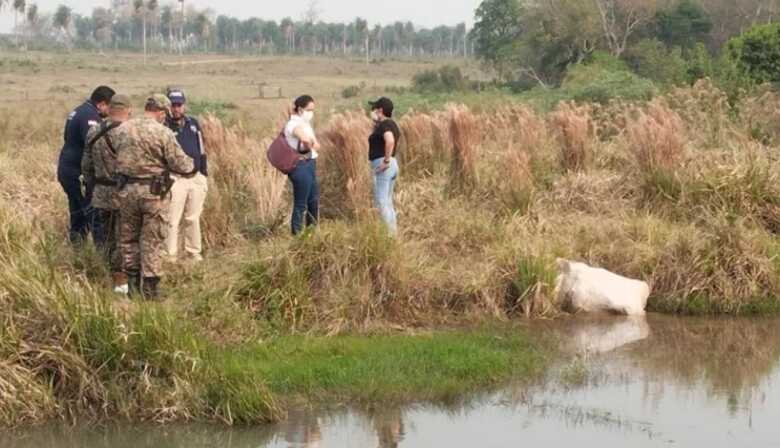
left=208, top=328, right=545, bottom=405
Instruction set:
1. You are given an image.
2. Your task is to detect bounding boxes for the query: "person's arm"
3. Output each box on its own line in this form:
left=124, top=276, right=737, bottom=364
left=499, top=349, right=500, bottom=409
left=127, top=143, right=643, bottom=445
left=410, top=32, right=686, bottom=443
left=194, top=118, right=208, bottom=176
left=81, top=129, right=96, bottom=179
left=293, top=124, right=320, bottom=152
left=376, top=129, right=395, bottom=173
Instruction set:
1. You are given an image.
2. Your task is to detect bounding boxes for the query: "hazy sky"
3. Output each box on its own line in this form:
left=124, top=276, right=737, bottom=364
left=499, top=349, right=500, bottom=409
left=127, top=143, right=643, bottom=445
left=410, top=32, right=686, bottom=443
left=1, top=0, right=482, bottom=32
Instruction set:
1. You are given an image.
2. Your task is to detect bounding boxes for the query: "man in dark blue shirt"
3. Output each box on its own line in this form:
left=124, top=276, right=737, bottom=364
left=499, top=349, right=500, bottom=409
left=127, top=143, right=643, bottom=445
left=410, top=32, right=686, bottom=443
left=57, top=85, right=115, bottom=243
left=164, top=89, right=208, bottom=262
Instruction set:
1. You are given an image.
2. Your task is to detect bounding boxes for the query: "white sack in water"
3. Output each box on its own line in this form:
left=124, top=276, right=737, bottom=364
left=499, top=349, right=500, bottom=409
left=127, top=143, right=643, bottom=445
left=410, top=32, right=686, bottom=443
left=555, top=259, right=650, bottom=316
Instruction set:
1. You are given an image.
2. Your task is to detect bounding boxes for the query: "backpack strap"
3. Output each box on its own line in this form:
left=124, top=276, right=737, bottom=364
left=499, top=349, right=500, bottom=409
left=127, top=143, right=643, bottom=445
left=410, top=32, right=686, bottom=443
left=88, top=121, right=122, bottom=154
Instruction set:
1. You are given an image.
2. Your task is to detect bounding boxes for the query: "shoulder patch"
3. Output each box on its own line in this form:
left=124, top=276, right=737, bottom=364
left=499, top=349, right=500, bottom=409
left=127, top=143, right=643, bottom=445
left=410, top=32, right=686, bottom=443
left=88, top=120, right=98, bottom=127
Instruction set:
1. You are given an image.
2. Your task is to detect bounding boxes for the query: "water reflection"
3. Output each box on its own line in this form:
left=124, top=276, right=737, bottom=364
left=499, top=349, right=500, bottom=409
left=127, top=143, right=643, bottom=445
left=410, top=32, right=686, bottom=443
left=565, top=315, right=651, bottom=354
left=3, top=315, right=780, bottom=447
left=370, top=407, right=405, bottom=448
left=283, top=408, right=322, bottom=447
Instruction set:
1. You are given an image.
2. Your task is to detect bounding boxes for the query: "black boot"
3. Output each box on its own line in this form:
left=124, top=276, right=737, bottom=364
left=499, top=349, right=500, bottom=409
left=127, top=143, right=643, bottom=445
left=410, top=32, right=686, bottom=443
left=142, top=277, right=161, bottom=301
left=127, top=271, right=142, bottom=298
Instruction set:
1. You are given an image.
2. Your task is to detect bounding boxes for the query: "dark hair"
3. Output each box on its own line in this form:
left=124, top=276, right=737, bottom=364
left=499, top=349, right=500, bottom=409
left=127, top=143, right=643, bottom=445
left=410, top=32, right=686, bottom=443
left=90, top=85, right=116, bottom=105
left=294, top=95, right=315, bottom=113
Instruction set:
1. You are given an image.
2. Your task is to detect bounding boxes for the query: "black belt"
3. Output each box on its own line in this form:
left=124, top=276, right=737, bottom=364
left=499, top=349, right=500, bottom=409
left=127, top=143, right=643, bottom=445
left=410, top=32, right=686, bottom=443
left=123, top=176, right=154, bottom=185
left=93, top=177, right=118, bottom=187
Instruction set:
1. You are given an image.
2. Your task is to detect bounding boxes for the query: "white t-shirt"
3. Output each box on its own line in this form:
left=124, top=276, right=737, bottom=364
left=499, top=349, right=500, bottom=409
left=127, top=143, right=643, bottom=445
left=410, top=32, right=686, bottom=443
left=284, top=115, right=318, bottom=159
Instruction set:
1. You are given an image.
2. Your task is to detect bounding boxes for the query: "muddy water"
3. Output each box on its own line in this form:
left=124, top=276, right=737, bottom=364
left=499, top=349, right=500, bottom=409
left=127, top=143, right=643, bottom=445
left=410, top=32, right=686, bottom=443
left=3, top=314, right=780, bottom=448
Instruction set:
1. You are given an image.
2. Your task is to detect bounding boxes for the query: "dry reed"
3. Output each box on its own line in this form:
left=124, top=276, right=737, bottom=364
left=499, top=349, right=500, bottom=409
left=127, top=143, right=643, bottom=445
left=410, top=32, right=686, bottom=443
left=549, top=101, right=592, bottom=172
left=318, top=111, right=373, bottom=217
left=626, top=100, right=686, bottom=172
left=447, top=104, right=479, bottom=194
left=200, top=114, right=287, bottom=242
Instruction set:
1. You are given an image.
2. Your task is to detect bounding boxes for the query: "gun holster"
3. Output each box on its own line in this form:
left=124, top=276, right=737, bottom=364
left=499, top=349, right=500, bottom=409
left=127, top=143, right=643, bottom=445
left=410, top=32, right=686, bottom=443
left=149, top=172, right=175, bottom=199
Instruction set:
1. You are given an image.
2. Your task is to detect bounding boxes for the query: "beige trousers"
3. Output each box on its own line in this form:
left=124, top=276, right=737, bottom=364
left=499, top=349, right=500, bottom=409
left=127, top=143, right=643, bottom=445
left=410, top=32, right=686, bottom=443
left=165, top=173, right=207, bottom=259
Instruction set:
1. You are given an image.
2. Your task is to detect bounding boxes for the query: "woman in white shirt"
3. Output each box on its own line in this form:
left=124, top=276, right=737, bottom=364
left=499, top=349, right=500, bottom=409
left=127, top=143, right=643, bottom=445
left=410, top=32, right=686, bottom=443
left=284, top=95, right=321, bottom=235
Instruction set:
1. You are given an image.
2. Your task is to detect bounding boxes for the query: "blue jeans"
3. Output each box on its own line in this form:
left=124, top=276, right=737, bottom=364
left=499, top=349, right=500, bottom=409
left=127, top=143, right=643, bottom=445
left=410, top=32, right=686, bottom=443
left=57, top=161, right=93, bottom=243
left=371, top=158, right=399, bottom=235
left=288, top=159, right=319, bottom=235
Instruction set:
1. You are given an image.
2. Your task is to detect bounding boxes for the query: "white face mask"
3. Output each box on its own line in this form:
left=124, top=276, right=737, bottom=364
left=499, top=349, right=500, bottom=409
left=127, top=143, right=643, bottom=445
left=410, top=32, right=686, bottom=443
left=370, top=111, right=380, bottom=122
left=302, top=110, right=314, bottom=122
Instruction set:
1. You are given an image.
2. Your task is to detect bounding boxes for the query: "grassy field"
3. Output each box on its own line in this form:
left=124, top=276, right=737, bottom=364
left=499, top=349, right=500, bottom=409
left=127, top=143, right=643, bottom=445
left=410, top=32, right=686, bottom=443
left=3, top=50, right=780, bottom=426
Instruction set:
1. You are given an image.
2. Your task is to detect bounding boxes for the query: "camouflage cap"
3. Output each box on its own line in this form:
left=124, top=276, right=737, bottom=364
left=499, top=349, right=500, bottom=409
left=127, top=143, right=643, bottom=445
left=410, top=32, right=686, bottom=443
left=146, top=94, right=172, bottom=112
left=110, top=94, right=131, bottom=110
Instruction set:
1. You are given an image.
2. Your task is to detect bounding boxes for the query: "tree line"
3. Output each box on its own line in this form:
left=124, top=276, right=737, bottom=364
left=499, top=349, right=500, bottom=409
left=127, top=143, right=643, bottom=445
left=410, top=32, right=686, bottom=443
left=470, top=0, right=780, bottom=87
left=0, top=0, right=472, bottom=59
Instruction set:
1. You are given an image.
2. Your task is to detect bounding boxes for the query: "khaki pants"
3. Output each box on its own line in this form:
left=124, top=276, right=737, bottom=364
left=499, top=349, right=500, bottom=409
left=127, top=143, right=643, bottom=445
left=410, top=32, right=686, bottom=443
left=165, top=173, right=207, bottom=259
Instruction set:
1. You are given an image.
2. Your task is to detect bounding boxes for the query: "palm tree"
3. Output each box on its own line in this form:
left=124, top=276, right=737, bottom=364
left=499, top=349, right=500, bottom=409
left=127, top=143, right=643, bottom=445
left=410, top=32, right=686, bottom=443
left=354, top=17, right=368, bottom=64
left=134, top=0, right=157, bottom=64
left=13, top=0, right=25, bottom=47
left=25, top=2, right=37, bottom=46
left=147, top=0, right=158, bottom=54
left=53, top=5, right=72, bottom=49
left=194, top=12, right=210, bottom=52
left=160, top=5, right=173, bottom=50
left=178, top=0, right=184, bottom=54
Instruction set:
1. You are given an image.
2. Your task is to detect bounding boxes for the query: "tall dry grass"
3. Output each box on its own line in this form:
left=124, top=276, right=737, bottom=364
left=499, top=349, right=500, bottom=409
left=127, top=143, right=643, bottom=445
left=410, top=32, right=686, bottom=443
left=200, top=114, right=287, bottom=242
left=447, top=104, right=479, bottom=194
left=549, top=102, right=592, bottom=172
left=318, top=111, right=373, bottom=217
left=626, top=100, right=687, bottom=173
left=398, top=111, right=450, bottom=176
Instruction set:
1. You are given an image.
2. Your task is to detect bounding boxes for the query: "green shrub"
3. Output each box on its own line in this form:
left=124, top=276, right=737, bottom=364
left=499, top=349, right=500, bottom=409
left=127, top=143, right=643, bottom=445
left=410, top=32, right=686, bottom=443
left=726, top=22, right=780, bottom=85
left=341, top=82, right=366, bottom=99
left=187, top=100, right=239, bottom=120
left=412, top=65, right=472, bottom=93
left=561, top=53, right=658, bottom=104
left=623, top=39, right=688, bottom=86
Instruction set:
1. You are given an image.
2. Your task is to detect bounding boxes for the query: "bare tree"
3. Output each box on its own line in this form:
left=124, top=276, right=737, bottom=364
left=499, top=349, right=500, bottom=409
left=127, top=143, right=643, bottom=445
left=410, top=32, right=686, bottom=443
left=303, top=0, right=319, bottom=24
left=593, top=0, right=657, bottom=57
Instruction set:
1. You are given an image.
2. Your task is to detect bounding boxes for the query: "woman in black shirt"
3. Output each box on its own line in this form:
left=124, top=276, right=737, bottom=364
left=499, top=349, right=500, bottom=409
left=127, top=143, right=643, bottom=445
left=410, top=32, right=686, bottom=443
left=368, top=97, right=401, bottom=235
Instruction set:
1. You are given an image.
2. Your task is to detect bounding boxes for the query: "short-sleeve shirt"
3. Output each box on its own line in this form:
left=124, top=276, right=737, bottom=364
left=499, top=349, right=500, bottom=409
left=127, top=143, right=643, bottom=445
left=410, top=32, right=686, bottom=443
left=284, top=115, right=318, bottom=160
left=368, top=119, right=400, bottom=161
left=167, top=115, right=208, bottom=176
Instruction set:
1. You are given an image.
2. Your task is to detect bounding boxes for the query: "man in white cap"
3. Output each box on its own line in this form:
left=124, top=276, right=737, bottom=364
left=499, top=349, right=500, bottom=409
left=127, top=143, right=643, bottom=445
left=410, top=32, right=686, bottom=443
left=164, top=88, right=208, bottom=263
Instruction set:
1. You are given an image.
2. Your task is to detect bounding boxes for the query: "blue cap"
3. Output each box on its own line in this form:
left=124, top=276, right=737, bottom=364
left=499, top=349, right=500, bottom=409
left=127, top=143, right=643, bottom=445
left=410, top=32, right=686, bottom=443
left=167, top=89, right=186, bottom=105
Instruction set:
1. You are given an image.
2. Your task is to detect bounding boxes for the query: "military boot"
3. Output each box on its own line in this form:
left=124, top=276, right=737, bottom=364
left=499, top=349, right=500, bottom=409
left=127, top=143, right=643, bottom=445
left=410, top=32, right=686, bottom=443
left=142, top=277, right=161, bottom=301
left=127, top=271, right=142, bottom=298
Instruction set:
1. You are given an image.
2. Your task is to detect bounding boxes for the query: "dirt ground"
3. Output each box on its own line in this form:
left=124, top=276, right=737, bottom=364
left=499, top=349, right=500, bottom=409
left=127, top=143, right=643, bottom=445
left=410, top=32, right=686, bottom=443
left=0, top=51, right=464, bottom=130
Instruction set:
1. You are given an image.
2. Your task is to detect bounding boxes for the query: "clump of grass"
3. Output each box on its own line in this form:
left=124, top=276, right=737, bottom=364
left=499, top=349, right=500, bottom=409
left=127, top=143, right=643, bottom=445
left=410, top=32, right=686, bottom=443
left=398, top=111, right=449, bottom=176
left=447, top=104, right=479, bottom=194
left=507, top=255, right=558, bottom=318
left=0, top=362, right=57, bottom=426
left=237, top=220, right=401, bottom=334
left=627, top=100, right=686, bottom=173
left=319, top=111, right=373, bottom=217
left=212, top=328, right=544, bottom=404
left=549, top=101, right=592, bottom=172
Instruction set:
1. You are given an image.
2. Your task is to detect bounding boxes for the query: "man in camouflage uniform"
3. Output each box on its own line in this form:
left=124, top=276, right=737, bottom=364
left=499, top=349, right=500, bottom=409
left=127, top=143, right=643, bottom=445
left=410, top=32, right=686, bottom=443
left=115, top=94, right=194, bottom=299
left=82, top=94, right=132, bottom=295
